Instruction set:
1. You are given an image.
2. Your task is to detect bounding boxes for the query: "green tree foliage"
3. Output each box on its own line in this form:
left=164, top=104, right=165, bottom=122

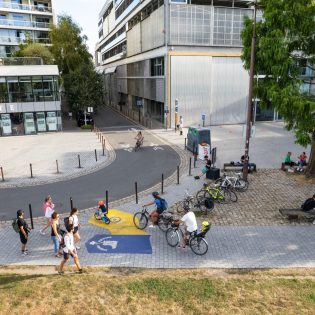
left=241, top=0, right=315, bottom=176
left=14, top=42, right=54, bottom=64
left=49, top=15, right=104, bottom=112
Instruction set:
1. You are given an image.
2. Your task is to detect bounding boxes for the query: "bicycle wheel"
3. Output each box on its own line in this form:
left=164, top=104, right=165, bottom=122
left=166, top=228, right=180, bottom=247
left=157, top=217, right=170, bottom=232
left=133, top=212, right=148, bottom=230
left=176, top=199, right=193, bottom=214
left=190, top=236, right=208, bottom=255
left=229, top=189, right=238, bottom=202
left=235, top=179, right=249, bottom=191
left=196, top=189, right=207, bottom=200
left=215, top=188, right=230, bottom=204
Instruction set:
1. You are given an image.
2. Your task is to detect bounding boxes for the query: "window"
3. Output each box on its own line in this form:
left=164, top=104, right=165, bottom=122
left=102, top=41, right=126, bottom=60
left=150, top=57, right=164, bottom=76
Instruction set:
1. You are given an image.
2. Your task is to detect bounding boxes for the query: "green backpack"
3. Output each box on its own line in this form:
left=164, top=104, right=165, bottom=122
left=12, top=219, right=20, bottom=233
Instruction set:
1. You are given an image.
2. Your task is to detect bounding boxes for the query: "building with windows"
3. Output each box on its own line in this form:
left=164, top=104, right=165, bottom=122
left=0, top=57, right=61, bottom=136
left=0, top=0, right=54, bottom=57
left=95, top=0, right=259, bottom=127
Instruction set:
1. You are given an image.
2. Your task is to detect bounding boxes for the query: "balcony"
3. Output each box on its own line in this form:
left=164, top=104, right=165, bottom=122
left=0, top=2, right=52, bottom=13
left=0, top=19, right=51, bottom=29
left=0, top=36, right=50, bottom=44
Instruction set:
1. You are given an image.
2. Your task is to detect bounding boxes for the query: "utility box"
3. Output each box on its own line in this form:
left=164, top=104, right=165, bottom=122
left=187, top=126, right=211, bottom=153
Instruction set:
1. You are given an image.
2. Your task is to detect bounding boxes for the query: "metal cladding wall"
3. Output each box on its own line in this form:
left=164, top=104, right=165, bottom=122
left=170, top=55, right=249, bottom=126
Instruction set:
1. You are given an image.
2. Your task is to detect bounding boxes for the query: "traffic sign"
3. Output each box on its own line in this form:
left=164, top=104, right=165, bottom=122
left=201, top=114, right=206, bottom=121
left=87, top=107, right=93, bottom=113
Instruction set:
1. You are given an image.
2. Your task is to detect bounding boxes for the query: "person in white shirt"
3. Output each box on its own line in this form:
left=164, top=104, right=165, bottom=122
left=40, top=195, right=55, bottom=235
left=58, top=224, right=82, bottom=274
left=174, top=208, right=198, bottom=248
left=68, top=208, right=81, bottom=250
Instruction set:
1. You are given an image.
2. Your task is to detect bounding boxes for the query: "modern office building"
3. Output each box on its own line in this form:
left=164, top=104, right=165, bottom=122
left=0, top=57, right=61, bottom=136
left=0, top=0, right=54, bottom=57
left=95, top=0, right=258, bottom=127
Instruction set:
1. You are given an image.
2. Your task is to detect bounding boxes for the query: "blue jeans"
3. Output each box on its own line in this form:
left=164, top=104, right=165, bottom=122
left=51, top=236, right=59, bottom=253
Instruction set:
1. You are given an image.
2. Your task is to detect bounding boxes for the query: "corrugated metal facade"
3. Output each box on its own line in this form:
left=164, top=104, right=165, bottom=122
left=170, top=55, right=248, bottom=126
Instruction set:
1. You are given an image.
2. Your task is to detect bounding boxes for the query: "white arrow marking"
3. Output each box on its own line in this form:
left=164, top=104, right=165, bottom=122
left=124, top=148, right=133, bottom=152
left=153, top=147, right=164, bottom=151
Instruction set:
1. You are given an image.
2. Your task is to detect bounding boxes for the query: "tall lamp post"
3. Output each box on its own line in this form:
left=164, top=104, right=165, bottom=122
left=243, top=0, right=257, bottom=181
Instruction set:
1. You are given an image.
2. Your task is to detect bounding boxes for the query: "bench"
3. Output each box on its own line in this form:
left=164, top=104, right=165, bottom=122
left=281, top=162, right=307, bottom=172
left=279, top=208, right=315, bottom=221
left=223, top=163, right=257, bottom=172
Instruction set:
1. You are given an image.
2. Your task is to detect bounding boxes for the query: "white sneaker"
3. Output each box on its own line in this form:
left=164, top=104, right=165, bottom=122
left=21, top=251, right=28, bottom=256
left=39, top=230, right=46, bottom=235
left=148, top=224, right=156, bottom=228
left=76, top=245, right=81, bottom=250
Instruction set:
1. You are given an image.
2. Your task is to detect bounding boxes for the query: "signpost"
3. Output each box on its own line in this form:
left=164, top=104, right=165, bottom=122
left=175, top=99, right=179, bottom=131
left=201, top=114, right=206, bottom=127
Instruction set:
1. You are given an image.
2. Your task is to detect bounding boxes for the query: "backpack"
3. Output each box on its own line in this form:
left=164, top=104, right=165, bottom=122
left=160, top=198, right=168, bottom=211
left=12, top=218, right=20, bottom=233
left=301, top=199, right=314, bottom=212
left=64, top=216, right=70, bottom=229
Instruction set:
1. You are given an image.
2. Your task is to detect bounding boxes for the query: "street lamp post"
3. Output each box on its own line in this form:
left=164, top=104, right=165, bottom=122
left=243, top=0, right=257, bottom=181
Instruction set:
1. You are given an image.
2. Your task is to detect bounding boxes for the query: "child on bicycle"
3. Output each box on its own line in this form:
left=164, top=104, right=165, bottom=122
left=135, top=131, right=144, bottom=147
left=95, top=200, right=110, bottom=224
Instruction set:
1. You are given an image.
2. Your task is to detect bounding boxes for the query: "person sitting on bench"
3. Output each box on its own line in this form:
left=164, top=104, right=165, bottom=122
left=194, top=155, right=212, bottom=179
left=284, top=152, right=295, bottom=167
left=240, top=155, right=253, bottom=173
left=301, top=194, right=315, bottom=215
left=297, top=152, right=307, bottom=172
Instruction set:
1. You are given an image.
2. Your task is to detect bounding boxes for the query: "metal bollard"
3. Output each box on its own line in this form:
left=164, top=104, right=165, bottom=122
left=135, top=182, right=138, bottom=204
left=189, top=157, right=192, bottom=176
left=0, top=166, right=4, bottom=181
left=194, top=156, right=196, bottom=168
left=29, top=204, right=34, bottom=229
left=102, top=143, right=105, bottom=156
left=78, top=155, right=81, bottom=168
left=184, top=138, right=187, bottom=150
left=56, top=160, right=59, bottom=174
left=95, top=149, right=98, bottom=162
left=105, top=190, right=109, bottom=211
left=30, top=163, right=33, bottom=178
left=70, top=197, right=73, bottom=210
left=177, top=166, right=180, bottom=184
left=161, top=173, right=164, bottom=194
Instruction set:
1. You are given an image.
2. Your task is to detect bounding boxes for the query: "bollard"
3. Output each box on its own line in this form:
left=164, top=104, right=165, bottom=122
left=78, top=154, right=81, bottom=168
left=102, top=136, right=103, bottom=144
left=0, top=166, right=4, bottom=181
left=95, top=149, right=98, bottom=162
left=135, top=182, right=138, bottom=204
left=194, top=156, right=196, bottom=168
left=100, top=134, right=102, bottom=143
left=189, top=157, right=192, bottom=176
left=102, top=143, right=105, bottom=156
left=177, top=165, right=180, bottom=184
left=161, top=173, right=164, bottom=194
left=56, top=160, right=59, bottom=174
left=70, top=197, right=73, bottom=210
left=184, top=138, right=187, bottom=150
left=105, top=190, right=109, bottom=211
left=29, top=204, right=34, bottom=229
left=30, top=163, right=33, bottom=178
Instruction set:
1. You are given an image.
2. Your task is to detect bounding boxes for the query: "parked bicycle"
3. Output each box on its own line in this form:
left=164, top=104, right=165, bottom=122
left=176, top=190, right=214, bottom=215
left=196, top=183, right=238, bottom=204
left=133, top=206, right=173, bottom=231
left=215, top=172, right=249, bottom=192
left=165, top=222, right=211, bottom=255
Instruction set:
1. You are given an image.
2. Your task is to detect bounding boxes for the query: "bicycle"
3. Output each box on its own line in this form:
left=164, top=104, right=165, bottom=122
left=176, top=190, right=214, bottom=215
left=196, top=183, right=238, bottom=204
left=165, top=223, right=211, bottom=255
left=215, top=172, right=249, bottom=192
left=133, top=207, right=173, bottom=231
left=134, top=140, right=143, bottom=152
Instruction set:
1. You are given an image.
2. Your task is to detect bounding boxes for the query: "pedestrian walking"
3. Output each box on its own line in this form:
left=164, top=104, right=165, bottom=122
left=51, top=211, right=63, bottom=258
left=16, top=209, right=30, bottom=256
left=68, top=208, right=81, bottom=250
left=40, top=195, right=55, bottom=235
left=58, top=224, right=83, bottom=274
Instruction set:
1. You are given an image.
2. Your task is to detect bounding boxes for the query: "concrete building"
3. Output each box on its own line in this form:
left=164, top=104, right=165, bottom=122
left=95, top=0, right=259, bottom=128
left=0, top=0, right=54, bottom=57
left=0, top=57, right=61, bottom=136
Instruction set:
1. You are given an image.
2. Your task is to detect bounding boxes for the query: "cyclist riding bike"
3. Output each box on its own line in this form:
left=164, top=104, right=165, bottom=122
left=173, top=206, right=198, bottom=248
left=135, top=131, right=144, bottom=148
left=143, top=191, right=167, bottom=228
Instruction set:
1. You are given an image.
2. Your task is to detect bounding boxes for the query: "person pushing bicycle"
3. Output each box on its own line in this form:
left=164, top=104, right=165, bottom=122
left=143, top=191, right=167, bottom=228
left=135, top=131, right=144, bottom=147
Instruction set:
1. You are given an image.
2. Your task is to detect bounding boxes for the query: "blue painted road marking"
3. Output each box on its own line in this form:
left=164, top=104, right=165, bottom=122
left=86, top=234, right=152, bottom=254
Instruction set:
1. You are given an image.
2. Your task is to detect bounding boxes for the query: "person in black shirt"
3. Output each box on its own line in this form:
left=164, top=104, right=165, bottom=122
left=301, top=194, right=315, bottom=214
left=194, top=155, right=212, bottom=179
left=17, top=209, right=29, bottom=256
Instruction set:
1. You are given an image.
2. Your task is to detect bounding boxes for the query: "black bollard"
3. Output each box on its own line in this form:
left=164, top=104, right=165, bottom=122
left=0, top=166, right=4, bottom=181
left=29, top=204, right=34, bottom=229
left=95, top=149, right=98, bottom=162
left=30, top=163, right=33, bottom=178
left=194, top=156, right=196, bottom=168
left=184, top=138, right=187, bottom=150
left=177, top=166, right=180, bottom=184
left=78, top=155, right=81, bottom=168
left=102, top=143, right=105, bottom=156
left=106, top=190, right=109, bottom=211
left=161, top=173, right=164, bottom=194
left=70, top=197, right=73, bottom=210
left=56, top=160, right=59, bottom=174
left=189, top=157, right=192, bottom=176
left=135, top=182, right=138, bottom=204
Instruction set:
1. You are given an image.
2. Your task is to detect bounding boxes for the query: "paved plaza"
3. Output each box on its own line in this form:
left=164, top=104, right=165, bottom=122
left=0, top=108, right=314, bottom=269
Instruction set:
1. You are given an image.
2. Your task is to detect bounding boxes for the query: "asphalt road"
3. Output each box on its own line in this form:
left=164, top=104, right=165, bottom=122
left=0, top=108, right=180, bottom=220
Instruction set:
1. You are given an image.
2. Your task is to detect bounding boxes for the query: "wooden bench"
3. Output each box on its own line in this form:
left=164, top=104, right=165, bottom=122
left=279, top=208, right=315, bottom=221
left=281, top=163, right=307, bottom=172
left=223, top=163, right=257, bottom=172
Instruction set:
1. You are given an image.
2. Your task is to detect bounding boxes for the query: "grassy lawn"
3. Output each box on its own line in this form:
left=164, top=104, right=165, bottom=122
left=0, top=268, right=315, bottom=315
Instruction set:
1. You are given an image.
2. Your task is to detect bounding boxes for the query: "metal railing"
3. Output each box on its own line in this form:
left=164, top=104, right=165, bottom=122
left=0, top=2, right=52, bottom=13
left=0, top=19, right=51, bottom=29
left=0, top=36, right=50, bottom=44
left=0, top=57, right=43, bottom=66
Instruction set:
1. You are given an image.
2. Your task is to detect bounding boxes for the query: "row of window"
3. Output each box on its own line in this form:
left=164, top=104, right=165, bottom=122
left=102, top=41, right=126, bottom=60
left=128, top=0, right=164, bottom=29
left=115, top=0, right=136, bottom=19
left=98, top=25, right=126, bottom=52
left=0, top=76, right=59, bottom=103
left=150, top=57, right=164, bottom=76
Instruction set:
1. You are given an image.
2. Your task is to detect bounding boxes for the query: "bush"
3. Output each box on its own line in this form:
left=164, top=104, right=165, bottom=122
left=81, top=124, right=93, bottom=130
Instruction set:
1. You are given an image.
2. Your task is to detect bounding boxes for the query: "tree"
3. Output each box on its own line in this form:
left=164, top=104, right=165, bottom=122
left=14, top=42, right=54, bottom=64
left=49, top=15, right=104, bottom=112
left=241, top=0, right=315, bottom=177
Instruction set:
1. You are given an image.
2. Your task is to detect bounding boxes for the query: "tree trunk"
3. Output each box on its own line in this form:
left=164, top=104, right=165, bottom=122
left=305, top=142, right=315, bottom=178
